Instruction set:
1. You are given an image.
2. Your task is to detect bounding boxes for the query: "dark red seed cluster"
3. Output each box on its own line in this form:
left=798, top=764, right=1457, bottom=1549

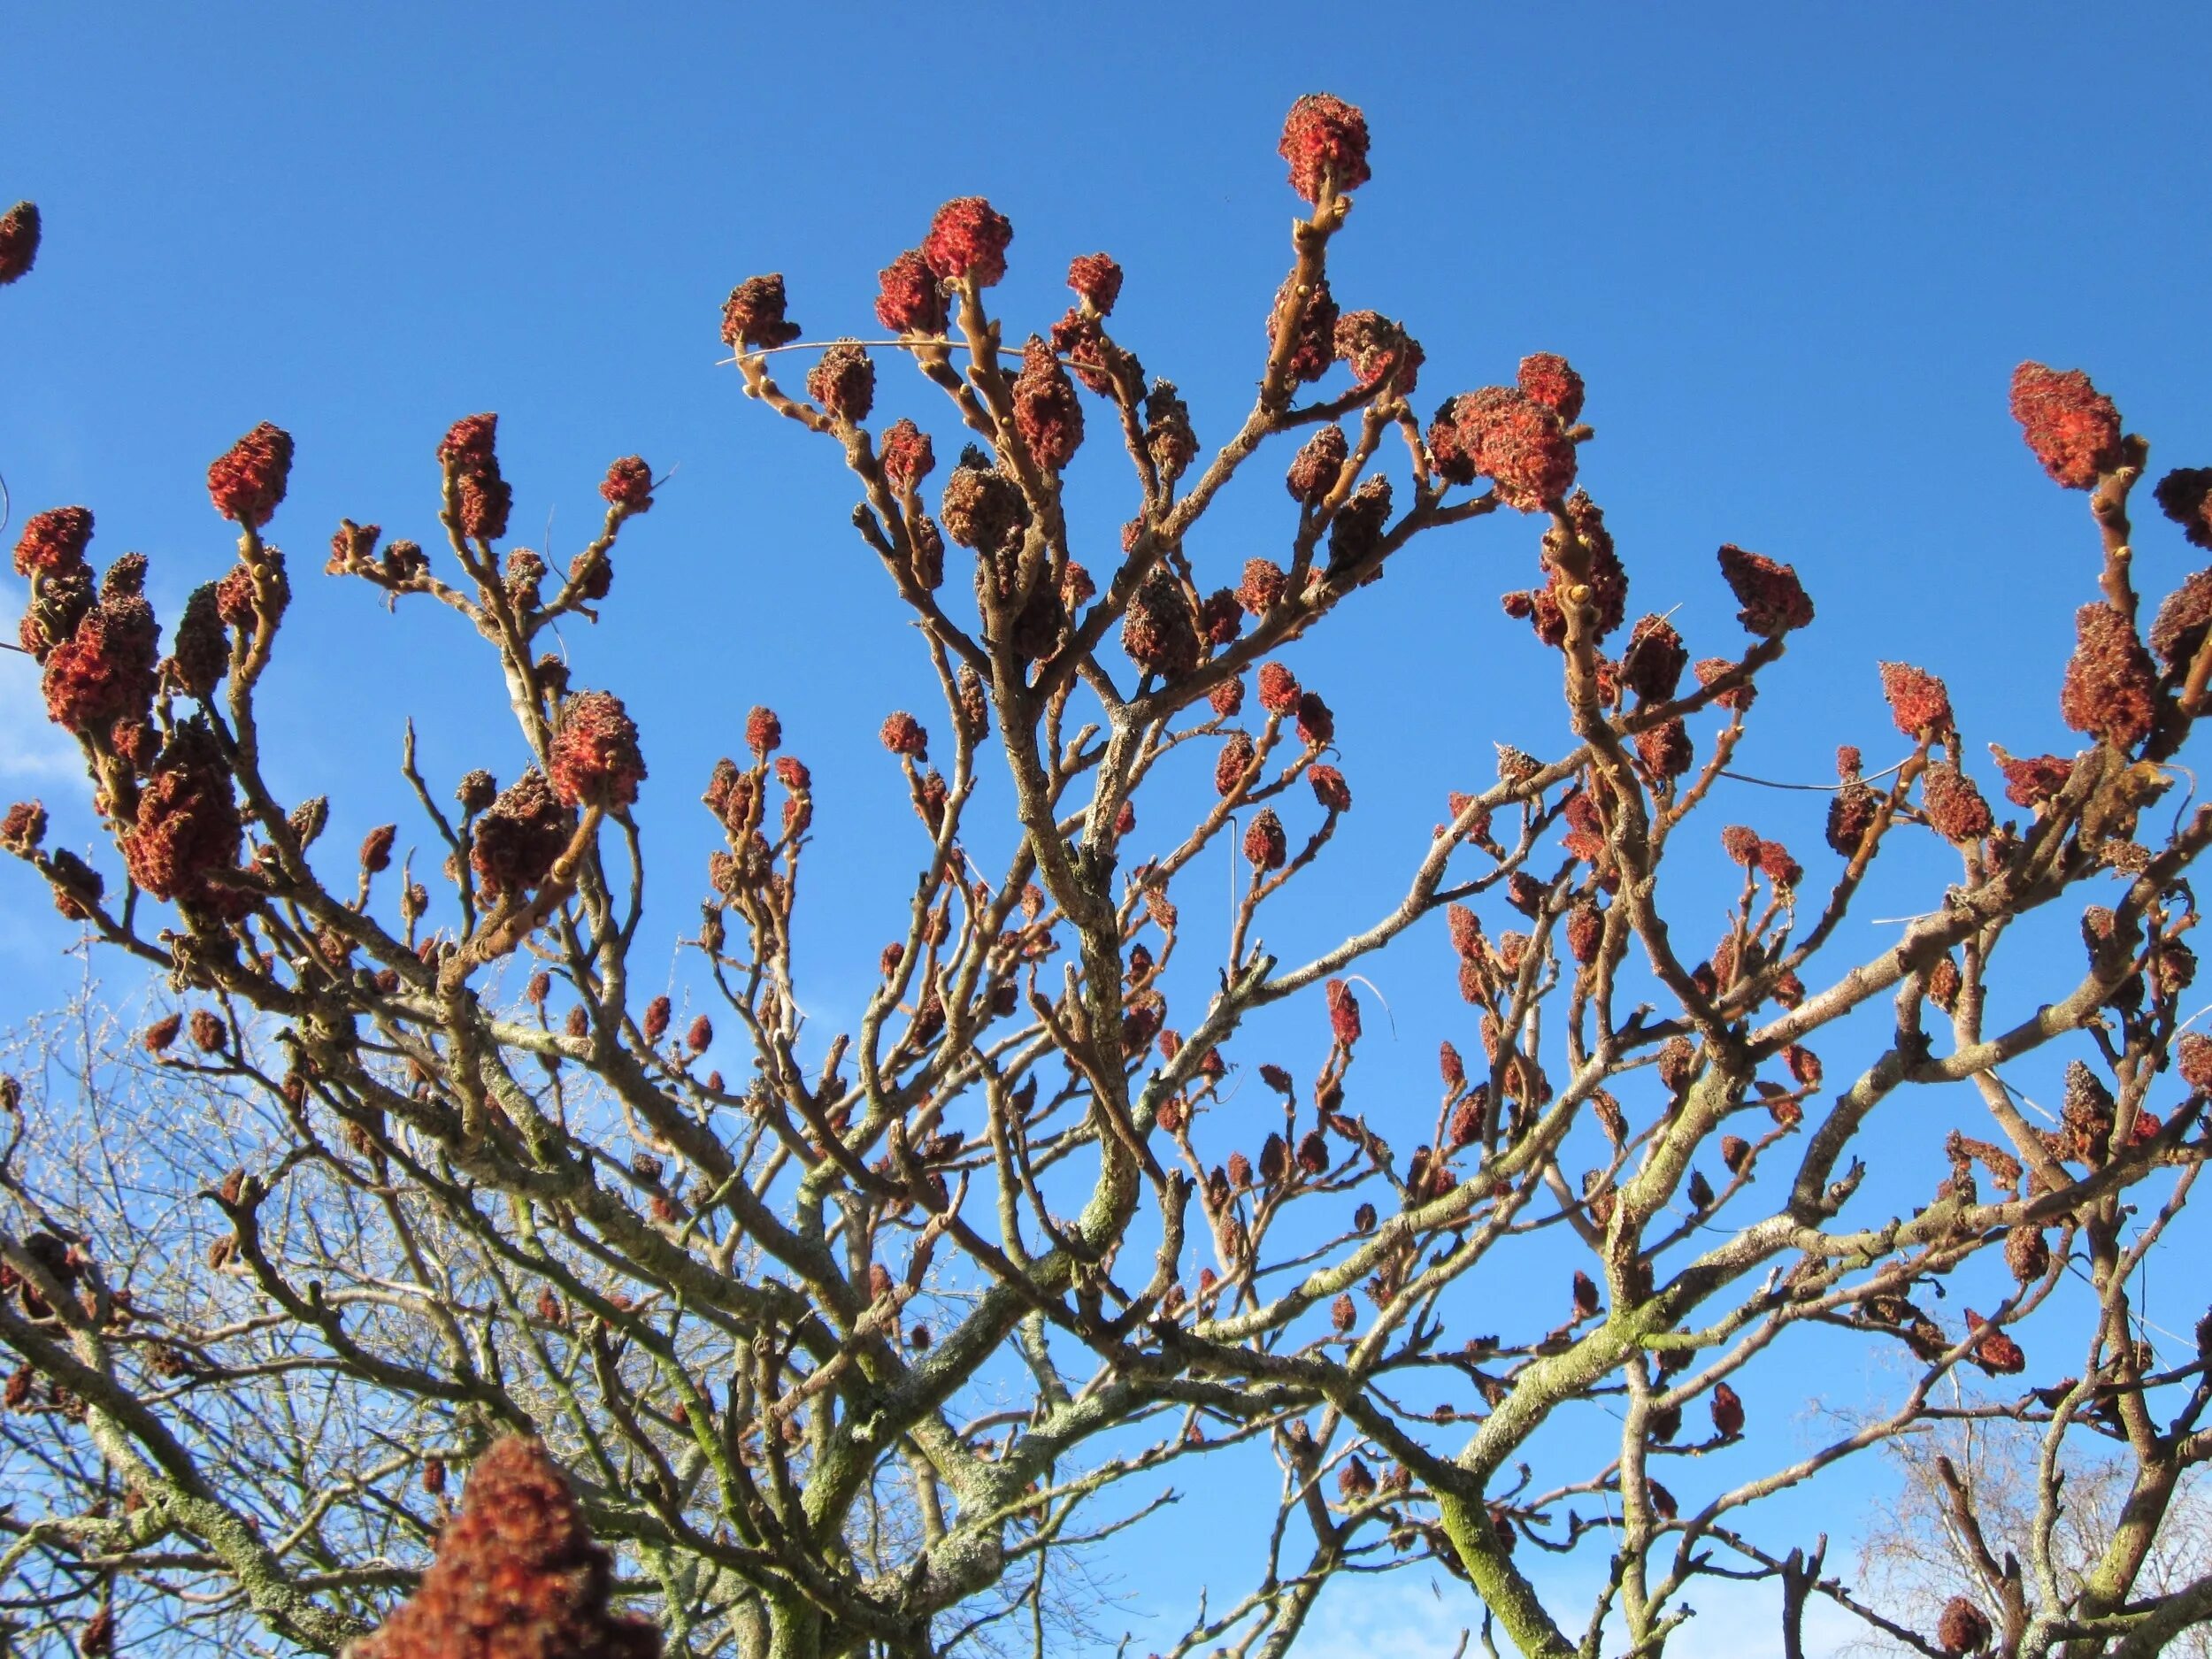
left=1279, top=93, right=1371, bottom=203
left=1238, top=557, right=1289, bottom=617
left=549, top=692, right=646, bottom=810
left=43, top=563, right=158, bottom=735
left=806, top=341, right=875, bottom=424
left=1268, top=273, right=1339, bottom=386
left=1516, top=353, right=1585, bottom=425
left=599, top=457, right=654, bottom=515
left=1325, top=979, right=1361, bottom=1044
left=1309, top=764, right=1352, bottom=812
left=1257, top=662, right=1301, bottom=715
left=2154, top=467, right=2212, bottom=550
left=2150, top=567, right=2212, bottom=668
left=1934, top=1595, right=1993, bottom=1656
left=939, top=452, right=1029, bottom=555
left=1635, top=718, right=1693, bottom=780
left=2058, top=602, right=2157, bottom=749
left=1716, top=544, right=1814, bottom=635
left=1216, top=732, right=1256, bottom=797
left=1622, top=615, right=1687, bottom=703
left=1333, top=311, right=1421, bottom=391
left=1121, top=572, right=1202, bottom=680
left=873, top=250, right=945, bottom=335
left=721, top=273, right=801, bottom=350
left=12, top=506, right=92, bottom=578
left=471, top=771, right=571, bottom=900
left=120, top=720, right=242, bottom=908
left=1012, top=335, right=1083, bottom=470
left=879, top=711, right=928, bottom=758
left=0, top=200, right=39, bottom=285
left=206, top=422, right=295, bottom=529
left=350, top=1436, right=660, bottom=1659
left=745, top=706, right=781, bottom=758
left=1694, top=657, right=1755, bottom=711
left=879, top=419, right=934, bottom=494
left=1878, top=662, right=1954, bottom=739
left=1143, top=380, right=1197, bottom=482
left=1066, top=253, right=1123, bottom=316
left=1920, top=764, right=1993, bottom=844
left=439, top=413, right=512, bottom=542
left=921, top=197, right=1013, bottom=288
left=2010, top=361, right=2123, bottom=490
left=1244, top=809, right=1287, bottom=870
left=1286, top=426, right=1348, bottom=508
left=1444, top=387, right=1577, bottom=511
left=1994, top=749, right=2072, bottom=808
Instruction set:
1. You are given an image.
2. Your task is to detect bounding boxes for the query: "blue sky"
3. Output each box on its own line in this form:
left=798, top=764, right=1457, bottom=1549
left=4, top=4, right=2211, bottom=1653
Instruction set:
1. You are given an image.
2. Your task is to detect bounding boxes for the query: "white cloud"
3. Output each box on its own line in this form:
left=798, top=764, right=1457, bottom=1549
left=0, top=648, right=83, bottom=780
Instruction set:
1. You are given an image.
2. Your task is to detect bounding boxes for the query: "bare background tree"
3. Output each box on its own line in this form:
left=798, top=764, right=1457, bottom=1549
left=5, top=93, right=2212, bottom=1659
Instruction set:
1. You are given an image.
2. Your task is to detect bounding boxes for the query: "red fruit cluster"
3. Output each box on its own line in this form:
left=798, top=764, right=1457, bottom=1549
left=167, top=584, right=228, bottom=699
left=120, top=720, right=242, bottom=909
left=549, top=692, right=646, bottom=810
left=879, top=419, right=934, bottom=494
left=874, top=249, right=946, bottom=335
left=1635, top=718, right=1693, bottom=780
left=1121, top=572, right=1202, bottom=680
left=599, top=457, right=654, bottom=515
left=2150, top=567, right=2212, bottom=668
left=1716, top=544, right=1813, bottom=635
left=807, top=341, right=875, bottom=424
left=1920, top=764, right=1993, bottom=844
left=939, top=452, right=1029, bottom=555
left=206, top=422, right=295, bottom=529
left=1994, top=749, right=2072, bottom=809
left=1309, top=764, right=1352, bottom=812
left=745, top=706, right=781, bottom=758
left=1238, top=557, right=1289, bottom=617
left=2010, top=361, right=2123, bottom=490
left=721, top=273, right=801, bottom=350
left=1144, top=380, right=1196, bottom=481
left=1257, top=662, right=1301, bottom=715
left=1333, top=311, right=1422, bottom=391
left=439, top=413, right=512, bottom=542
left=1325, top=979, right=1361, bottom=1044
left=1326, top=475, right=1391, bottom=571
left=1622, top=615, right=1687, bottom=703
left=1878, top=661, right=1954, bottom=739
left=921, top=197, right=1012, bottom=288
left=1286, top=426, right=1347, bottom=507
left=43, top=560, right=158, bottom=735
left=2154, top=467, right=2212, bottom=550
left=2058, top=601, right=2158, bottom=749
left=12, top=506, right=92, bottom=578
left=1279, top=93, right=1371, bottom=203
left=1067, top=253, right=1123, bottom=315
left=1935, top=1595, right=1993, bottom=1655
left=0, top=200, right=38, bottom=284
left=1443, top=387, right=1577, bottom=511
left=1216, top=732, right=1256, bottom=797
left=1268, top=273, right=1339, bottom=385
left=351, top=1436, right=660, bottom=1659
left=471, top=771, right=571, bottom=899
left=1516, top=352, right=1585, bottom=424
left=1244, top=809, right=1287, bottom=870
left=879, top=711, right=928, bottom=758
left=1011, top=335, right=1083, bottom=470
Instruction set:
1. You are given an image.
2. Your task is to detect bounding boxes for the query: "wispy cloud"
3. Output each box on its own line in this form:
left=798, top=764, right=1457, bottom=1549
left=0, top=649, right=84, bottom=781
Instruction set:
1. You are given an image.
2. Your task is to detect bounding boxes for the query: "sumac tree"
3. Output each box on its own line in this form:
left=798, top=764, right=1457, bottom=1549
left=5, top=93, right=2212, bottom=1659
